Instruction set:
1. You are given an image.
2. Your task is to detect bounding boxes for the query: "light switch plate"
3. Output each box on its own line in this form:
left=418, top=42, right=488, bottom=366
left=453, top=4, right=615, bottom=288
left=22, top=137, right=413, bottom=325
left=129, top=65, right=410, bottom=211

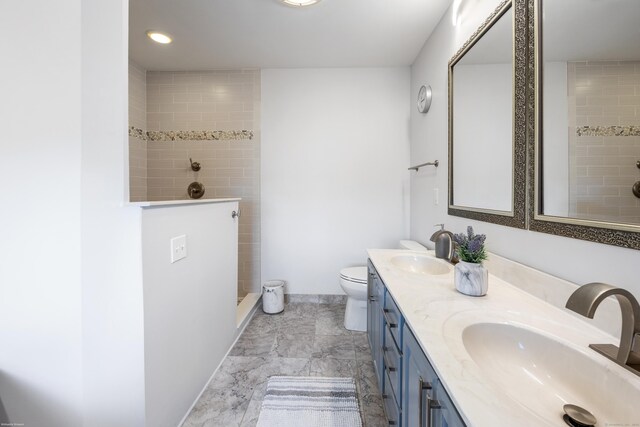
left=170, top=235, right=187, bottom=263
left=433, top=188, right=440, bottom=206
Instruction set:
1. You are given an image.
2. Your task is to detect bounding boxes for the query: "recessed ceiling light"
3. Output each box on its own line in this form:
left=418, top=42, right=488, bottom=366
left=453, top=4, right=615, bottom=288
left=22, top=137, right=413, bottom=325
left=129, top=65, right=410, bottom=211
left=146, top=30, right=172, bottom=44
left=280, top=0, right=321, bottom=7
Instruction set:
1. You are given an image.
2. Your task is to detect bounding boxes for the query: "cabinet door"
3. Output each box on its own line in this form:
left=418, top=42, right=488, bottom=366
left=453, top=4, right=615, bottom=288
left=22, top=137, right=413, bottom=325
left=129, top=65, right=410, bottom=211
left=367, top=262, right=384, bottom=388
left=402, top=324, right=438, bottom=427
left=373, top=278, right=384, bottom=388
left=367, top=269, right=374, bottom=342
left=367, top=261, right=378, bottom=356
left=434, top=381, right=465, bottom=427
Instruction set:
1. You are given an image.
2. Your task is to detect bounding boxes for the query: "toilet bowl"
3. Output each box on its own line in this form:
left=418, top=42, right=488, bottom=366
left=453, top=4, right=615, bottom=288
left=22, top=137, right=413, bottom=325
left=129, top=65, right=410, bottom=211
left=339, top=241, right=427, bottom=332
left=339, top=266, right=368, bottom=332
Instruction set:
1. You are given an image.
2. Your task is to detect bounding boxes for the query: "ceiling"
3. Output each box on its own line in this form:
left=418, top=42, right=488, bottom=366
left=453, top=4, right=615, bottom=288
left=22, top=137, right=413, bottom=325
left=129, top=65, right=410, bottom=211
left=129, top=0, right=453, bottom=71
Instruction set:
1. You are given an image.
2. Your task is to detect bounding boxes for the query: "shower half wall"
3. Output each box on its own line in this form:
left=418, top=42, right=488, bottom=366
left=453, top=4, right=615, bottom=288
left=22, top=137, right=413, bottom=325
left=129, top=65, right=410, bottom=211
left=128, top=63, right=261, bottom=299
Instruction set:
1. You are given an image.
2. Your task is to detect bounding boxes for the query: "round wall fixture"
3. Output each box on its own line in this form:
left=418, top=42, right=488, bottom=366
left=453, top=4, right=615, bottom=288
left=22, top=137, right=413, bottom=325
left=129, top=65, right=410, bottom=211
left=188, top=182, right=205, bottom=199
left=280, top=0, right=322, bottom=7
left=146, top=30, right=173, bottom=44
left=417, top=85, right=432, bottom=113
left=633, top=181, right=640, bottom=199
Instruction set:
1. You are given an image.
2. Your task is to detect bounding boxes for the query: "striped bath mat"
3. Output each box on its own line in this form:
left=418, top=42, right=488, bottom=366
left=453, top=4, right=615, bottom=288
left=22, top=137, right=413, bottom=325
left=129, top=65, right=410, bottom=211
left=256, top=376, right=363, bottom=427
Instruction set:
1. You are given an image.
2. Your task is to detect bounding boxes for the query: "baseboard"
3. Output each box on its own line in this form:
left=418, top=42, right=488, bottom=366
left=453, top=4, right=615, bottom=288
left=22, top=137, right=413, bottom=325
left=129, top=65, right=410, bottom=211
left=285, top=294, right=347, bottom=304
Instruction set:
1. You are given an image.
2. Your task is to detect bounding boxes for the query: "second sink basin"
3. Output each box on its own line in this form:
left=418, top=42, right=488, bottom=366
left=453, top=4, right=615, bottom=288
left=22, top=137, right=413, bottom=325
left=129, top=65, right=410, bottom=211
left=462, top=322, right=640, bottom=425
left=390, top=254, right=452, bottom=276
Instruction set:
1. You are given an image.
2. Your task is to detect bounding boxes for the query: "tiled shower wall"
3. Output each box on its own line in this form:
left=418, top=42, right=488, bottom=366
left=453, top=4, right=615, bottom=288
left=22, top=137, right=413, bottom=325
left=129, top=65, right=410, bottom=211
left=568, top=61, right=640, bottom=224
left=129, top=61, right=147, bottom=202
left=128, top=65, right=261, bottom=297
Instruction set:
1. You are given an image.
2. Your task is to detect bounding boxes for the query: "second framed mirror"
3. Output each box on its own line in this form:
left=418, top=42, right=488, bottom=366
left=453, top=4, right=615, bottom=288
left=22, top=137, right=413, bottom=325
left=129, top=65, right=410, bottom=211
left=529, top=0, right=640, bottom=249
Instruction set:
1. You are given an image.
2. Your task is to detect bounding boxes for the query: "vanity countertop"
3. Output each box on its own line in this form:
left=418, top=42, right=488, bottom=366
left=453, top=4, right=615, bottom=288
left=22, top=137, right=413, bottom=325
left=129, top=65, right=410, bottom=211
left=129, top=198, right=241, bottom=208
left=367, top=249, right=640, bottom=427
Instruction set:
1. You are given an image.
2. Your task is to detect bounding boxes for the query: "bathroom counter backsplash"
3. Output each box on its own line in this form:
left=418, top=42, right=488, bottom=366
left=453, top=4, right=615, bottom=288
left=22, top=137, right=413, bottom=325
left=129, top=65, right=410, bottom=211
left=367, top=248, right=634, bottom=427
left=482, top=252, right=621, bottom=337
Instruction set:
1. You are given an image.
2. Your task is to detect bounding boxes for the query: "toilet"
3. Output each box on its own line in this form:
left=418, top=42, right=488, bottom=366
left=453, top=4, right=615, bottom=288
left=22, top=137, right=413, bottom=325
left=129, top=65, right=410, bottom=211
left=339, top=240, right=427, bottom=332
left=339, top=266, right=369, bottom=331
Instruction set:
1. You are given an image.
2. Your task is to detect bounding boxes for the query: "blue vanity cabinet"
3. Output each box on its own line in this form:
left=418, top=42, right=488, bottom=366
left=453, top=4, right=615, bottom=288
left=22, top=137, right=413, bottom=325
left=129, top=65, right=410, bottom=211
left=368, top=259, right=466, bottom=427
left=367, top=261, right=385, bottom=388
left=402, top=324, right=465, bottom=427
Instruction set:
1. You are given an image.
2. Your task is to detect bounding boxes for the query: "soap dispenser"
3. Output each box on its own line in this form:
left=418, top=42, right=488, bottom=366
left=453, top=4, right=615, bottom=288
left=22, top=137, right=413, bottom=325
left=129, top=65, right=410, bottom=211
left=430, top=224, right=454, bottom=262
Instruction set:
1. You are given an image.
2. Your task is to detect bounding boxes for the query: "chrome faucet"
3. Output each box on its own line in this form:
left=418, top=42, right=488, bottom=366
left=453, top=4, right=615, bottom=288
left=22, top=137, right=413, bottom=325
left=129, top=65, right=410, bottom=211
left=430, top=224, right=455, bottom=262
left=566, top=282, right=640, bottom=376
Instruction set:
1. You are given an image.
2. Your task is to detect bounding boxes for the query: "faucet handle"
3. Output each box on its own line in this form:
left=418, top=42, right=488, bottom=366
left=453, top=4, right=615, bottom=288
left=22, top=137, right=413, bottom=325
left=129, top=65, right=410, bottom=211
left=433, top=223, right=445, bottom=230
left=566, top=282, right=640, bottom=370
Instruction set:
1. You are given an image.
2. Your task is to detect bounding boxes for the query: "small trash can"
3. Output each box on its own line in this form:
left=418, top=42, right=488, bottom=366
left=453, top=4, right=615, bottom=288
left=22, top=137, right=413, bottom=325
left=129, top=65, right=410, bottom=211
left=262, top=280, right=285, bottom=314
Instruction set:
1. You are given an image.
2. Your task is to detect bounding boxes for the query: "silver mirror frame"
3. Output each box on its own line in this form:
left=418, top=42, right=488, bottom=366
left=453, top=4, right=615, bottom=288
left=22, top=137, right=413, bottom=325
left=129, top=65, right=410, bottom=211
left=448, top=0, right=527, bottom=229
left=527, top=0, right=640, bottom=249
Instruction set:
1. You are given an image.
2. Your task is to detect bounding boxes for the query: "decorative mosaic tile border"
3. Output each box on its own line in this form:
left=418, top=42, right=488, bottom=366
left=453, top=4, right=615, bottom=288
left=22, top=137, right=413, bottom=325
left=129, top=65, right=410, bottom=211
left=576, top=126, right=640, bottom=137
left=128, top=126, right=253, bottom=141
left=129, top=126, right=148, bottom=141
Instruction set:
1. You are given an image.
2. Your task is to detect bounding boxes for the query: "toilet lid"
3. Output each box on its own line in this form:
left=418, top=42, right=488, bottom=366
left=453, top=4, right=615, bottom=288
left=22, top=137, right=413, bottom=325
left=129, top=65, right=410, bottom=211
left=340, top=266, right=367, bottom=284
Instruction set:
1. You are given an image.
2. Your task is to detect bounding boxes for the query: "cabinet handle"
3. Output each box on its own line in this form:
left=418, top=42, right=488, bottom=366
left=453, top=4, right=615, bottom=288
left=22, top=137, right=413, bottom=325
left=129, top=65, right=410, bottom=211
left=382, top=351, right=397, bottom=373
left=382, top=309, right=397, bottom=328
left=369, top=296, right=377, bottom=302
left=427, top=395, right=441, bottom=427
left=418, top=377, right=432, bottom=427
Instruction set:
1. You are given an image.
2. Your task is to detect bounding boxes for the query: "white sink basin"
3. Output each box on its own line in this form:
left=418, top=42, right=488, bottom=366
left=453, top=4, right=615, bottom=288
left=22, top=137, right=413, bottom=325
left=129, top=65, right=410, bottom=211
left=390, top=254, right=452, bottom=276
left=462, top=323, right=640, bottom=424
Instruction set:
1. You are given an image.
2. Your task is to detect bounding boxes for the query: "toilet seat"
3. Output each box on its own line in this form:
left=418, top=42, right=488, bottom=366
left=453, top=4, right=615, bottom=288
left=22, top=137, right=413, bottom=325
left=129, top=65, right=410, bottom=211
left=339, top=266, right=367, bottom=284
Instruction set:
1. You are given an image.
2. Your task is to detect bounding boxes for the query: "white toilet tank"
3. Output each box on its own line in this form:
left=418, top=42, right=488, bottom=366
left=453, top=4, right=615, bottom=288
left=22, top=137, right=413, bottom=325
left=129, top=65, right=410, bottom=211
left=399, top=240, right=427, bottom=251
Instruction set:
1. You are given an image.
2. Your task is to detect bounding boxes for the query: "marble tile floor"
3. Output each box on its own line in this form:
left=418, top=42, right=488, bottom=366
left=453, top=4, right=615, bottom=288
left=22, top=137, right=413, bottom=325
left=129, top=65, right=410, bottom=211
left=182, top=302, right=387, bottom=427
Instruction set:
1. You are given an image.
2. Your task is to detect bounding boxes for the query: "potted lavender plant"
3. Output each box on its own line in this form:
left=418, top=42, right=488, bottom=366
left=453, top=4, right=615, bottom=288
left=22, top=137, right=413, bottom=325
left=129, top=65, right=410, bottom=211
left=452, top=226, right=488, bottom=296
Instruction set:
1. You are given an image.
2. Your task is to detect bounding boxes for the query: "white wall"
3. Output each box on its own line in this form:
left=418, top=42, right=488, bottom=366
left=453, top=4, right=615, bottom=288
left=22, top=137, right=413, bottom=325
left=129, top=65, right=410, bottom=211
left=141, top=202, right=239, bottom=427
left=0, top=1, right=146, bottom=426
left=410, top=0, right=640, bottom=300
left=81, top=1, right=146, bottom=426
left=0, top=2, right=83, bottom=425
left=261, top=68, right=411, bottom=295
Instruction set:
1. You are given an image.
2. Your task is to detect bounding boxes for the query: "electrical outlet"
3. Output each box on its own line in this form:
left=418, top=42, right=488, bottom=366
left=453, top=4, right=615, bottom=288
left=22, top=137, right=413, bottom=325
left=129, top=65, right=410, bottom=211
left=434, top=188, right=439, bottom=206
left=170, top=235, right=187, bottom=263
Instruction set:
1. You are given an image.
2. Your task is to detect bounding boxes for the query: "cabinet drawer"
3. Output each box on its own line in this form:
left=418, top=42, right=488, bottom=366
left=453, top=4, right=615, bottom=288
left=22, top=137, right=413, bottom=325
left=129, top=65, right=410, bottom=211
left=383, top=370, right=401, bottom=426
left=383, top=324, right=402, bottom=405
left=383, top=291, right=403, bottom=347
left=374, top=276, right=384, bottom=299
left=368, top=271, right=384, bottom=302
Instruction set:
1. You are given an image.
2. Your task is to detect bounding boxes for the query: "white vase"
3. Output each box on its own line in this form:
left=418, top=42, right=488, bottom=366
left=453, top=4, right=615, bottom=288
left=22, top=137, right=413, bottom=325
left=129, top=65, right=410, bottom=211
left=454, top=261, right=488, bottom=297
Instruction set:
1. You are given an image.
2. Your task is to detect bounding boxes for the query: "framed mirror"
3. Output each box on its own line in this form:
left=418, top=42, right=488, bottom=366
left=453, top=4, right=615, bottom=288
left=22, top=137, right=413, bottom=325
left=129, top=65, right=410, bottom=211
left=448, top=0, right=527, bottom=229
left=529, top=0, right=640, bottom=249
